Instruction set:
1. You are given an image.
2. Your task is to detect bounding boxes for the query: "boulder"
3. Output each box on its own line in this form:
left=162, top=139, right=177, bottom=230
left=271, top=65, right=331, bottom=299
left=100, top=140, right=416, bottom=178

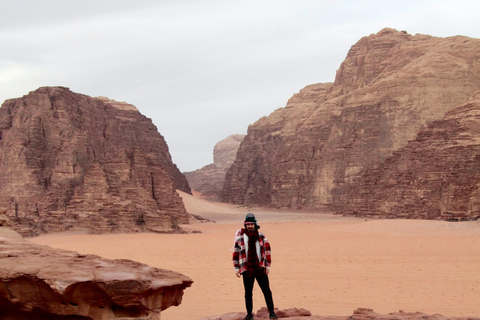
left=0, top=228, right=192, bottom=320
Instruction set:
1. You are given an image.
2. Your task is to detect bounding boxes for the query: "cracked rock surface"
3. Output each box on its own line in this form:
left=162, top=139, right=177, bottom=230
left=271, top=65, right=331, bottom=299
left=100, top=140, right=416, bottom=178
left=0, top=226, right=192, bottom=320
left=199, top=307, right=480, bottom=320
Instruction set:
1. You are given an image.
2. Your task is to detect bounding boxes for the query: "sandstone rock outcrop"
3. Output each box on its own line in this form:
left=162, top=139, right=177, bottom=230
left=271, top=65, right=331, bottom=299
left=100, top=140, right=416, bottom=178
left=221, top=28, right=480, bottom=211
left=333, top=91, right=480, bottom=220
left=0, top=227, right=192, bottom=320
left=0, top=209, right=12, bottom=228
left=213, top=134, right=246, bottom=169
left=184, top=134, right=245, bottom=199
left=0, top=87, right=192, bottom=236
left=198, top=307, right=478, bottom=320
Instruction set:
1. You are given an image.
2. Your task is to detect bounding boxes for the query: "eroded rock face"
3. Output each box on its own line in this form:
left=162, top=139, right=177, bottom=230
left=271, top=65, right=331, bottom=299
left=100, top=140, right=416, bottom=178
left=0, top=209, right=12, bottom=228
left=0, top=87, right=191, bottom=236
left=184, top=134, right=245, bottom=198
left=0, top=227, right=192, bottom=320
left=221, top=28, right=480, bottom=210
left=333, top=92, right=480, bottom=220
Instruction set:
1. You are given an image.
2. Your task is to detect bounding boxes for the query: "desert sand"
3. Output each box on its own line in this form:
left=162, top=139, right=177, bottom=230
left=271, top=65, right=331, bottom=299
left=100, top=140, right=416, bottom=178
left=31, top=191, right=480, bottom=320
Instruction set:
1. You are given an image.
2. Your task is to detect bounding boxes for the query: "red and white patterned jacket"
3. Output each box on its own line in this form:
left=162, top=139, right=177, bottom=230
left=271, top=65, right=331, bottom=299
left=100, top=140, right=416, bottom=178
left=232, top=228, right=271, bottom=274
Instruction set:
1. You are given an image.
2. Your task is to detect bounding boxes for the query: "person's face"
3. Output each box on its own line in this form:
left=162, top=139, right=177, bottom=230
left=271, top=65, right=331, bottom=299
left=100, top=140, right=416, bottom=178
left=245, top=222, right=255, bottom=231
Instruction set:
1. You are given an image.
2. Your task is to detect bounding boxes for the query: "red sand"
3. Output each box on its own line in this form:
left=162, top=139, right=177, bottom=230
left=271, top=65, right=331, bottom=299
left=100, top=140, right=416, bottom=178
left=31, top=191, right=480, bottom=320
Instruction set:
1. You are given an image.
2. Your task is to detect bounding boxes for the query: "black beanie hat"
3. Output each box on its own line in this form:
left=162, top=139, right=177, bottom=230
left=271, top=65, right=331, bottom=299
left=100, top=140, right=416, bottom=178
left=244, top=213, right=260, bottom=229
left=244, top=213, right=256, bottom=223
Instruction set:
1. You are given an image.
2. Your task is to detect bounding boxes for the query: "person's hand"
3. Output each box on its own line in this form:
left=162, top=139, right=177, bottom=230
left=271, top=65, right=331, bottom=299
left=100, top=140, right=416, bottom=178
left=235, top=271, right=241, bottom=277
left=265, top=268, right=270, bottom=275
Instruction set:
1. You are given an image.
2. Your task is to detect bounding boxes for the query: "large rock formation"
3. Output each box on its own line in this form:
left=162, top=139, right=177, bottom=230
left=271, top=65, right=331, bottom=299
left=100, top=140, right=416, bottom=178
left=0, top=226, right=192, bottom=320
left=333, top=91, right=480, bottom=220
left=184, top=134, right=245, bottom=199
left=213, top=134, right=246, bottom=169
left=221, top=28, right=480, bottom=212
left=0, top=87, right=192, bottom=236
left=199, top=307, right=478, bottom=320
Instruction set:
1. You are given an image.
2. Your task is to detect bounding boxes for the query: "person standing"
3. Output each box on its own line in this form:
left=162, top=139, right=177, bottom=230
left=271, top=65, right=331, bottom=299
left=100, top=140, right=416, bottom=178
left=233, top=213, right=277, bottom=320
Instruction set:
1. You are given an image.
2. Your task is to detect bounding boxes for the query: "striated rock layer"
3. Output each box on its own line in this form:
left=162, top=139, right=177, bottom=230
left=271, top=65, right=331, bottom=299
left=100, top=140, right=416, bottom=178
left=0, top=226, right=192, bottom=320
left=221, top=28, right=480, bottom=212
left=0, top=87, right=191, bottom=236
left=333, top=92, right=480, bottom=220
left=184, top=134, right=245, bottom=199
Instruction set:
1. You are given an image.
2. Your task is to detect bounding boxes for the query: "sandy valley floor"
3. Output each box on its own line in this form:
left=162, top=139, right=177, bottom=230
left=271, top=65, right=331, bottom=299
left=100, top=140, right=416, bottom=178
left=31, top=191, right=480, bottom=320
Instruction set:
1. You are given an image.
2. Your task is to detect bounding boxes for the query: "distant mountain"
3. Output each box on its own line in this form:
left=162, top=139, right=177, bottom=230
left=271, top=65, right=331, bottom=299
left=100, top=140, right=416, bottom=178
left=0, top=87, right=192, bottom=236
left=184, top=134, right=245, bottom=199
left=221, top=28, right=480, bottom=220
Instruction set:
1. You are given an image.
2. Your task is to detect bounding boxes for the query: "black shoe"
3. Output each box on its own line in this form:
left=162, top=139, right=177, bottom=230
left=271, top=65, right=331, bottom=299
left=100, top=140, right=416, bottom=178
left=269, top=311, right=278, bottom=319
left=243, top=314, right=254, bottom=320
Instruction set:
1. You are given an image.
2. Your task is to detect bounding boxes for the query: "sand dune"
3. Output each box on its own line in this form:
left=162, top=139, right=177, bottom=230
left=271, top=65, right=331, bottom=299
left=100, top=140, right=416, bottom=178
left=31, top=191, right=480, bottom=320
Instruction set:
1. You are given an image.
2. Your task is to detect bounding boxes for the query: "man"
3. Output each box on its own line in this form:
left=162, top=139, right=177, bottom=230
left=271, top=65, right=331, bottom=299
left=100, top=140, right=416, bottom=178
left=233, top=213, right=278, bottom=320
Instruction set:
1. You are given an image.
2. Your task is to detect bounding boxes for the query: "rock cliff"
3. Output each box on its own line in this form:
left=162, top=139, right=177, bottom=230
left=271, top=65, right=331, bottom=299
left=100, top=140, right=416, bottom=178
left=0, top=226, right=192, bottom=320
left=333, top=92, right=480, bottom=220
left=221, top=28, right=480, bottom=211
left=184, top=134, right=245, bottom=199
left=0, top=87, right=191, bottom=236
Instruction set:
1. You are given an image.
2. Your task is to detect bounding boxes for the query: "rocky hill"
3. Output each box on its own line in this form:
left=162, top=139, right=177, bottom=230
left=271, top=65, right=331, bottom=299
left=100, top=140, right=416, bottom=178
left=0, top=87, right=192, bottom=236
left=333, top=91, right=480, bottom=220
left=221, top=28, right=480, bottom=215
left=184, top=134, right=245, bottom=199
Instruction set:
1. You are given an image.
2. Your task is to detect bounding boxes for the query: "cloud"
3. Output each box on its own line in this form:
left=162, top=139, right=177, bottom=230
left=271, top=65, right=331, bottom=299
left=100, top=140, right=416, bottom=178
left=1, top=0, right=480, bottom=171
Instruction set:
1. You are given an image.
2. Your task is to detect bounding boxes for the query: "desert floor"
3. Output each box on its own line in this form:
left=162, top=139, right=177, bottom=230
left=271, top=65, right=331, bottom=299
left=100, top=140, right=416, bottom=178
left=31, top=191, right=480, bottom=320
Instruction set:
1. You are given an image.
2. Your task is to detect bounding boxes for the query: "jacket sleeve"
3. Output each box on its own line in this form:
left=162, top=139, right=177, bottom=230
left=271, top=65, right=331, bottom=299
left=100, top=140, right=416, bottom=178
left=263, top=236, right=272, bottom=267
left=232, top=231, right=241, bottom=271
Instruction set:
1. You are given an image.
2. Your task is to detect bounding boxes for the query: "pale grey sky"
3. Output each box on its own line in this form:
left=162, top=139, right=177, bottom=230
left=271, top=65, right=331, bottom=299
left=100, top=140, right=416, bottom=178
left=2, top=0, right=480, bottom=172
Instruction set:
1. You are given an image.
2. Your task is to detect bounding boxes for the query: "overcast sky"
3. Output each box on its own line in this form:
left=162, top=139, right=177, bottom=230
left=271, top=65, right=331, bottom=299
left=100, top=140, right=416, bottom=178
left=1, top=0, right=480, bottom=172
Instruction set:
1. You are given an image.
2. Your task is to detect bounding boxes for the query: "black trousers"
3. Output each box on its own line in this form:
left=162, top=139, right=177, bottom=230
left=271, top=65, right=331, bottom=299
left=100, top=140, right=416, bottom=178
left=242, top=268, right=274, bottom=315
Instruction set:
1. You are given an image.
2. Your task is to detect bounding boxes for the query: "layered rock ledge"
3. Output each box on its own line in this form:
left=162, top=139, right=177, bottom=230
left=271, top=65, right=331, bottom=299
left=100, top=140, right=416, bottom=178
left=0, top=226, right=192, bottom=320
left=199, top=307, right=479, bottom=320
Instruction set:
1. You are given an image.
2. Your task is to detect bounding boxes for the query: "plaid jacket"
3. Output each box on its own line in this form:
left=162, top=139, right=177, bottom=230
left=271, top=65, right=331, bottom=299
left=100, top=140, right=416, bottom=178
left=232, top=228, right=271, bottom=274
